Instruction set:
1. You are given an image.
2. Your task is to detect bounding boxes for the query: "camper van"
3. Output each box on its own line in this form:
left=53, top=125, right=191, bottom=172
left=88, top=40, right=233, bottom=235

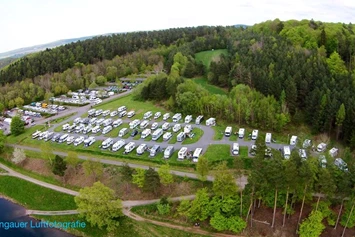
left=38, top=131, right=47, bottom=140
left=129, top=119, right=140, bottom=129
left=62, top=123, right=70, bottom=131
left=173, top=124, right=181, bottom=133
left=192, top=148, right=203, bottom=162
left=110, top=111, right=118, bottom=117
left=83, top=125, right=93, bottom=134
left=51, top=133, right=61, bottom=142
left=140, top=120, right=149, bottom=129
left=89, top=118, right=97, bottom=125
left=195, top=115, right=204, bottom=125
left=150, top=145, right=161, bottom=157
left=81, top=118, right=90, bottom=125
left=178, top=147, right=188, bottom=160
left=172, top=113, right=182, bottom=122
left=151, top=122, right=159, bottom=130
left=162, top=122, right=170, bottom=130
left=88, top=109, right=96, bottom=116
left=317, top=143, right=327, bottom=152
left=238, top=128, right=245, bottom=138
left=329, top=147, right=338, bottom=158
left=163, top=113, right=170, bottom=121
left=290, top=136, right=298, bottom=146
left=334, top=158, right=348, bottom=171
left=127, top=111, right=135, bottom=118
left=136, top=144, right=148, bottom=155
left=318, top=155, right=327, bottom=168
left=73, top=117, right=82, bottom=124
left=299, top=149, right=307, bottom=160
left=117, top=106, right=127, bottom=112
left=283, top=146, right=291, bottom=159
left=118, top=128, right=128, bottom=137
left=95, top=118, right=105, bottom=126
left=95, top=109, right=103, bottom=117
left=67, top=124, right=76, bottom=133
left=143, top=111, right=153, bottom=119
left=112, top=140, right=126, bottom=152
left=43, top=132, right=54, bottom=141
left=163, top=132, right=172, bottom=141
left=75, top=124, right=85, bottom=133
left=154, top=112, right=161, bottom=119
left=265, top=133, right=272, bottom=143
left=141, top=129, right=151, bottom=139
left=101, top=138, right=114, bottom=149
left=231, top=143, right=239, bottom=155
left=102, top=110, right=110, bottom=117
left=252, top=130, right=259, bottom=140
left=91, top=125, right=101, bottom=134
left=32, top=130, right=41, bottom=139
left=177, top=132, right=186, bottom=142
left=102, top=126, right=113, bottom=135
left=164, top=146, right=175, bottom=159
left=184, top=125, right=192, bottom=134
left=206, top=118, right=216, bottom=126
left=84, top=137, right=96, bottom=147
left=112, top=119, right=123, bottom=128
left=66, top=135, right=75, bottom=145
left=58, top=134, right=69, bottom=143
left=73, top=136, right=85, bottom=146
left=303, top=139, right=312, bottom=149
left=118, top=110, right=127, bottom=118
left=225, top=127, right=232, bottom=137
left=103, top=118, right=113, bottom=126
left=184, top=115, right=193, bottom=124
left=152, top=128, right=163, bottom=141
left=124, top=142, right=136, bottom=154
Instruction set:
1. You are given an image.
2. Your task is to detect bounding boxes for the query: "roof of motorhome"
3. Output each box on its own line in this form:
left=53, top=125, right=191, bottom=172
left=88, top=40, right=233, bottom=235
left=179, top=147, right=188, bottom=152
left=283, top=146, right=291, bottom=154
left=193, top=148, right=203, bottom=156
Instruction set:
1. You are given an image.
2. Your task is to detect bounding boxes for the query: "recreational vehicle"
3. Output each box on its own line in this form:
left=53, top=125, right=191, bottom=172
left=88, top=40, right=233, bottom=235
left=164, top=146, right=174, bottom=159
left=318, top=155, right=327, bottom=168
left=89, top=118, right=97, bottom=125
left=283, top=146, right=291, bottom=159
left=184, top=125, right=192, bottom=134
left=32, top=130, right=41, bottom=139
left=163, top=132, right=172, bottom=141
left=151, top=122, right=159, bottom=130
left=178, top=147, right=188, bottom=160
left=62, top=123, right=70, bottom=131
left=102, top=126, right=113, bottom=135
left=225, top=127, right=232, bottom=137
left=118, top=128, right=128, bottom=137
left=136, top=144, right=148, bottom=155
left=112, top=139, right=126, bottom=151
left=83, top=125, right=93, bottom=134
left=95, top=109, right=103, bottom=117
left=117, top=106, right=127, bottom=112
left=127, top=111, right=135, bottom=118
left=95, top=118, right=104, bottom=126
left=252, top=130, right=258, bottom=140
left=192, top=148, right=203, bottom=162
left=238, top=128, right=245, bottom=138
left=154, top=112, right=161, bottom=119
left=124, top=142, right=136, bottom=154
left=75, top=124, right=85, bottom=133
left=299, top=149, right=307, bottom=160
left=185, top=115, right=193, bottom=124
left=290, top=136, right=298, bottom=146
left=329, top=147, right=338, bottom=158
left=91, top=126, right=101, bottom=134
left=73, top=117, right=82, bottom=124
left=317, top=143, right=327, bottom=152
left=206, top=118, right=216, bottom=126
left=162, top=122, right=170, bottom=130
left=81, top=118, right=90, bottom=125
left=303, top=139, right=312, bottom=149
left=102, top=110, right=110, bottom=117
left=38, top=131, right=47, bottom=140
left=231, top=143, right=239, bottom=155
left=44, top=132, right=55, bottom=141
left=112, top=119, right=123, bottom=128
left=150, top=145, right=161, bottom=157
left=73, top=136, right=85, bottom=146
left=129, top=119, right=140, bottom=129
left=101, top=138, right=114, bottom=149
left=172, top=113, right=182, bottom=122
left=51, top=133, right=60, bottom=142
left=173, top=124, right=181, bottom=133
left=163, top=113, right=170, bottom=121
left=195, top=115, right=204, bottom=125
left=265, top=133, right=272, bottom=143
left=103, top=118, right=113, bottom=126
left=141, top=129, right=151, bottom=139
left=334, top=158, right=348, bottom=171
left=58, top=134, right=69, bottom=143
left=140, top=120, right=149, bottom=129
left=88, top=109, right=96, bottom=116
left=66, top=135, right=75, bottom=145
left=177, top=132, right=186, bottom=142
left=84, top=137, right=96, bottom=147
left=110, top=111, right=118, bottom=117
left=152, top=128, right=163, bottom=141
left=143, top=111, right=153, bottom=119
left=118, top=111, right=127, bottom=118
left=67, top=124, right=76, bottom=132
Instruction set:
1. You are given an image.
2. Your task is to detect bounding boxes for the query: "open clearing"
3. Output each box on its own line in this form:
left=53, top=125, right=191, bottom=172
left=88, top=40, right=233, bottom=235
left=193, top=77, right=227, bottom=95
left=195, top=49, right=228, bottom=70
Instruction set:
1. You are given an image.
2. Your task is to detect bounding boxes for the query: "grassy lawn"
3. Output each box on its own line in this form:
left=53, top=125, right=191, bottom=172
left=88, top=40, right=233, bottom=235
left=7, top=125, right=46, bottom=144
left=195, top=49, right=228, bottom=70
left=212, top=124, right=225, bottom=140
left=193, top=77, right=227, bottom=95
left=49, top=113, right=76, bottom=124
left=229, top=134, right=238, bottom=141
left=239, top=146, right=249, bottom=158
left=203, top=144, right=232, bottom=161
left=0, top=176, right=76, bottom=210
left=168, top=134, right=178, bottom=144
left=182, top=128, right=204, bottom=145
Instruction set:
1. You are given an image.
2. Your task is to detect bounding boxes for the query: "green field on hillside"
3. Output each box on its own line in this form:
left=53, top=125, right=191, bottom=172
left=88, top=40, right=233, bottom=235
left=195, top=49, right=228, bottom=70
left=193, top=77, right=227, bottom=95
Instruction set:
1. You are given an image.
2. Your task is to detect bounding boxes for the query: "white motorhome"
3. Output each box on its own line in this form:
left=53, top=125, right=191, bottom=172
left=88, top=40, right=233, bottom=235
left=73, top=117, right=82, bottom=124
left=89, top=118, right=97, bottom=125
left=129, top=119, right=140, bottom=129
left=73, top=136, right=85, bottom=146
left=329, top=147, right=338, bottom=158
left=95, top=118, right=104, bottom=126
left=231, top=143, right=239, bottom=155
left=102, top=125, right=113, bottom=135
left=140, top=120, right=149, bottom=129
left=177, top=132, right=186, bottom=142
left=225, top=126, right=232, bottom=137
left=151, top=122, right=159, bottom=130
left=154, top=112, right=161, bottom=119
left=67, top=124, right=76, bottom=132
left=83, top=125, right=93, bottom=134
left=62, top=123, right=70, bottom=131
left=44, top=132, right=54, bottom=141
left=206, top=117, right=216, bottom=126
left=117, top=106, right=127, bottom=112
left=110, top=111, right=118, bottom=117
left=265, top=133, right=272, bottom=143
left=127, top=111, right=135, bottom=118
left=38, top=131, right=47, bottom=140
left=112, top=119, right=123, bottom=128
left=252, top=130, right=259, bottom=140
left=334, top=158, right=348, bottom=171
left=103, top=118, right=113, bottom=126
left=66, top=135, right=75, bottom=144
left=91, top=126, right=101, bottom=134
left=163, top=113, right=170, bottom=121
left=290, top=135, right=298, bottom=146
left=184, top=125, right=192, bottom=134
left=118, top=128, right=128, bottom=137
left=102, top=110, right=110, bottom=117
left=317, top=143, right=327, bottom=152
left=178, top=147, right=188, bottom=160
left=118, top=110, right=127, bottom=118
left=101, top=138, right=114, bottom=149
left=32, top=130, right=42, bottom=139
left=136, top=144, right=148, bottom=155
left=124, top=142, right=136, bottom=153
left=192, top=148, right=203, bottom=162
left=58, top=134, right=69, bottom=143
left=173, top=124, right=181, bottom=133
left=318, top=155, right=327, bottom=168
left=112, top=139, right=126, bottom=152
left=238, top=128, right=245, bottom=138
left=185, top=115, right=192, bottom=124
left=143, top=111, right=153, bottom=119
left=95, top=109, right=103, bottom=116
left=303, top=139, right=312, bottom=149
left=283, top=146, right=291, bottom=159
left=141, top=129, right=151, bottom=139
left=195, top=115, right=204, bottom=125
left=172, top=113, right=182, bottom=122
left=299, top=149, right=307, bottom=160
left=88, top=109, right=96, bottom=116
left=152, top=128, right=163, bottom=141
left=150, top=145, right=161, bottom=157
left=162, top=122, right=170, bottom=130
left=164, top=146, right=175, bottom=159
left=163, top=132, right=172, bottom=141
left=84, top=137, right=96, bottom=147
left=75, top=124, right=85, bottom=133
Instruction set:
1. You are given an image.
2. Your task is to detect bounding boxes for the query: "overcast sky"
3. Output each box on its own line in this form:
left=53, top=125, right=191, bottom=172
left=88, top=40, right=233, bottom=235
left=1, top=0, right=355, bottom=53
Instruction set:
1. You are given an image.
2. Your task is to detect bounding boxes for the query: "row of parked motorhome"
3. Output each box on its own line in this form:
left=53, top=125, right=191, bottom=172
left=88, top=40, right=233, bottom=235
left=32, top=131, right=96, bottom=147
left=88, top=107, right=131, bottom=118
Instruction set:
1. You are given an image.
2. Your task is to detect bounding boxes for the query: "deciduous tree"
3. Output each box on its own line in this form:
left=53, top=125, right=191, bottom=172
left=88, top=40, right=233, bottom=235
left=196, top=156, right=209, bottom=182
left=10, top=116, right=24, bottom=136
left=144, top=168, right=160, bottom=195
left=132, top=168, right=146, bottom=188
left=11, top=148, right=26, bottom=165
left=52, top=155, right=67, bottom=177
left=158, top=164, right=174, bottom=186
left=82, top=159, right=103, bottom=181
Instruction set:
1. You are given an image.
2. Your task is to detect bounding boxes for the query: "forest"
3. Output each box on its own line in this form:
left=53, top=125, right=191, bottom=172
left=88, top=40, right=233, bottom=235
left=0, top=19, right=354, bottom=146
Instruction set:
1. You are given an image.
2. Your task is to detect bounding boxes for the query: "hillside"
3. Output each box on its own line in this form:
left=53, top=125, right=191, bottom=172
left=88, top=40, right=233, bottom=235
left=195, top=49, right=228, bottom=70
left=0, top=57, right=18, bottom=69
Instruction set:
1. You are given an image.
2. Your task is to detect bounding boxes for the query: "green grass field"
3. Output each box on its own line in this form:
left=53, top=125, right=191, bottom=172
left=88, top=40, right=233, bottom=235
left=7, top=125, right=46, bottom=144
left=0, top=176, right=76, bottom=210
left=193, top=77, right=227, bottom=95
left=49, top=113, right=76, bottom=124
left=195, top=49, right=228, bottom=70
left=182, top=128, right=204, bottom=145
left=203, top=144, right=232, bottom=161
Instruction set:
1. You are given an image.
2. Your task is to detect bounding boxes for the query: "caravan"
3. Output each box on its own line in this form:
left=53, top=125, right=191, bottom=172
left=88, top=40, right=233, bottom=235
left=283, top=146, right=291, bottom=159
left=83, top=125, right=93, bottom=134
left=163, top=132, right=172, bottom=141
left=299, top=149, right=307, bottom=160
left=91, top=126, right=101, bottom=134
left=62, top=123, right=70, bottom=131
left=95, top=118, right=105, bottom=126
left=112, top=119, right=123, bottom=128
left=143, top=111, right=153, bottom=119
left=225, top=127, right=232, bottom=137
left=184, top=125, right=192, bottom=134
left=318, top=155, right=327, bottom=168
left=124, top=142, right=136, bottom=154
left=177, top=132, right=186, bottom=142
left=290, top=136, right=298, bottom=146
left=73, top=136, right=85, bottom=146
left=117, top=106, right=127, bottom=112
left=152, top=129, right=163, bottom=141
left=206, top=118, right=216, bottom=126
left=58, top=134, right=69, bottom=143
left=88, top=109, right=96, bottom=116
left=89, top=118, right=97, bottom=125
left=162, top=122, right=170, bottom=130
left=103, top=118, right=113, bottom=126
left=252, top=130, right=259, bottom=140
left=102, top=110, right=110, bottom=117
left=164, top=146, right=175, bottom=159
left=173, top=124, right=181, bottom=133
left=172, top=113, right=182, bottom=122
left=110, top=111, right=118, bottom=117
left=118, top=128, right=128, bottom=137
left=112, top=139, right=126, bottom=151
left=195, top=115, right=204, bottom=125
left=265, top=133, right=272, bottom=143
left=136, top=144, right=148, bottom=155
left=140, top=120, right=149, bottom=129
left=32, top=130, right=42, bottom=139
left=329, top=147, right=338, bottom=158
left=129, top=119, right=140, bottom=129
left=75, top=124, right=85, bottom=133
left=151, top=122, right=159, bottom=130
left=118, top=110, right=127, bottom=118
left=95, top=109, right=103, bottom=116
left=163, top=113, right=170, bottom=121
left=185, top=115, right=193, bottom=123
left=102, top=126, right=113, bottom=135
left=178, top=147, right=188, bottom=160
left=51, top=133, right=60, bottom=142
left=66, top=135, right=75, bottom=145
left=101, top=138, right=114, bottom=149
left=334, top=158, right=348, bottom=171
left=238, top=128, right=245, bottom=138
left=127, top=110, right=135, bottom=118
left=150, top=145, right=161, bottom=157
left=154, top=112, right=161, bottom=119
left=84, top=137, right=96, bottom=147
left=317, top=143, right=327, bottom=152
left=192, top=148, right=203, bottom=162
left=231, top=143, right=239, bottom=155
left=141, top=129, right=151, bottom=139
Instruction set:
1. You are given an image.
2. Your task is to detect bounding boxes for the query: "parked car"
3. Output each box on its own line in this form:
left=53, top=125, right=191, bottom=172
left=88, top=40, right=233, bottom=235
left=131, top=130, right=138, bottom=137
